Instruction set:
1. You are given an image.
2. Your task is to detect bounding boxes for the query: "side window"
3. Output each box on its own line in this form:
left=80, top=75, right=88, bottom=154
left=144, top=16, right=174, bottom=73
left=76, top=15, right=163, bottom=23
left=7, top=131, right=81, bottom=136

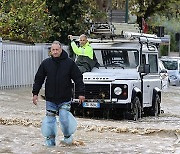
left=134, top=51, right=139, bottom=66
left=142, top=54, right=146, bottom=65
left=148, top=54, right=158, bottom=73
left=94, top=50, right=103, bottom=65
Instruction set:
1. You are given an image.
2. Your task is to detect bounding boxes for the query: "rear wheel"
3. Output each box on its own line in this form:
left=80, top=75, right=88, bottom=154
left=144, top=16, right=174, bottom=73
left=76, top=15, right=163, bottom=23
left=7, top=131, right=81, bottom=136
left=150, top=94, right=160, bottom=116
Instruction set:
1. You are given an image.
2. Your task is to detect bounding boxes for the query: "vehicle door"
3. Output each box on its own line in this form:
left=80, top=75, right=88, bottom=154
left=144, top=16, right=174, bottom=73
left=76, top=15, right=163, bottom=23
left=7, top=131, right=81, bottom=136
left=142, top=53, right=161, bottom=107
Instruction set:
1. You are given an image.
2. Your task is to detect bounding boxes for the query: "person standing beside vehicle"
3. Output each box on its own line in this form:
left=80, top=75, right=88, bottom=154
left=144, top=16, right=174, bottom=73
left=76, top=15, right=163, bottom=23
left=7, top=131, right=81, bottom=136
left=32, top=41, right=85, bottom=146
left=68, top=34, right=99, bottom=73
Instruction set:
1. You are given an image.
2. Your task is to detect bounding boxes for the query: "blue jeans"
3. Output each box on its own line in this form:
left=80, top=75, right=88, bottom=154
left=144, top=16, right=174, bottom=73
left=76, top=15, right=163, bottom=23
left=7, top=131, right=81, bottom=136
left=41, top=101, right=77, bottom=146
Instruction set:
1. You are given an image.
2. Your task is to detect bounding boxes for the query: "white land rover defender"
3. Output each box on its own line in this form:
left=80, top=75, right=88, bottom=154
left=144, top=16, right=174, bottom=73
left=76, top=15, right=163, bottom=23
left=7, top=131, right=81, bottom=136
left=71, top=31, right=162, bottom=121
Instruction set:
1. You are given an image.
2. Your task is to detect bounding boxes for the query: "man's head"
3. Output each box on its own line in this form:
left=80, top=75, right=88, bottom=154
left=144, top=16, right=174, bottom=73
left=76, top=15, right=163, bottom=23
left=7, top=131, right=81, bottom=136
left=50, top=41, right=62, bottom=57
left=79, top=34, right=88, bottom=47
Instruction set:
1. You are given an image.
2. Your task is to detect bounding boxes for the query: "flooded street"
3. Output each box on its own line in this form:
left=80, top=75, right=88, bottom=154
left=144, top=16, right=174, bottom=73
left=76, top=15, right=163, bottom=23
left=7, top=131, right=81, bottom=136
left=0, top=86, right=180, bottom=154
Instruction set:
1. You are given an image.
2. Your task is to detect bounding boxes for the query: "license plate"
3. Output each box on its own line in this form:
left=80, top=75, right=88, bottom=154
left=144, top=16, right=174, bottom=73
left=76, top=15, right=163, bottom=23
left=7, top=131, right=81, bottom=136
left=82, top=102, right=100, bottom=108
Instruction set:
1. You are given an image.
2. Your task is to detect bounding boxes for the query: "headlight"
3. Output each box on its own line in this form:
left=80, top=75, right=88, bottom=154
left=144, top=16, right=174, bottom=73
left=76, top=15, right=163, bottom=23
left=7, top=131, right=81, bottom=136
left=114, top=87, right=122, bottom=95
left=170, top=75, right=177, bottom=80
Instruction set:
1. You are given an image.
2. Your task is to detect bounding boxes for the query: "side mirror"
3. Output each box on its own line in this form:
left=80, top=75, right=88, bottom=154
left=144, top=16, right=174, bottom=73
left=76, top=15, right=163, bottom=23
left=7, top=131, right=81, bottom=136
left=138, top=64, right=150, bottom=74
left=160, top=69, right=167, bottom=73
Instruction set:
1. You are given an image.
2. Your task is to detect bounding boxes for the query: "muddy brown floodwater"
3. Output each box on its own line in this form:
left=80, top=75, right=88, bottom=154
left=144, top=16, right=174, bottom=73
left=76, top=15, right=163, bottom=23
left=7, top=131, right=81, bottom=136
left=0, top=86, right=180, bottom=154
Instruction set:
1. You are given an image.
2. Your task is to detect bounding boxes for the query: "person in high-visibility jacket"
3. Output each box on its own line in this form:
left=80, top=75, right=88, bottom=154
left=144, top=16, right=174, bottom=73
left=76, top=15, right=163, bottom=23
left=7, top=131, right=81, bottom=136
left=68, top=34, right=99, bottom=73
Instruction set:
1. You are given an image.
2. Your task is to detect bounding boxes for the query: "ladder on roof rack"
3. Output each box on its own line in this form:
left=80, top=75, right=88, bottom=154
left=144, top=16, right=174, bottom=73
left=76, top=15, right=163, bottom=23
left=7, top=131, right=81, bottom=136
left=88, top=23, right=115, bottom=35
left=87, top=23, right=161, bottom=44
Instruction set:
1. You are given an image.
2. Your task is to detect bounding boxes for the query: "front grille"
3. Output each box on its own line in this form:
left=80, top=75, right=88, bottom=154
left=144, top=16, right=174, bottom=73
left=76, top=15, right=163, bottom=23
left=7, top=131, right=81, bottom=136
left=74, top=84, right=110, bottom=99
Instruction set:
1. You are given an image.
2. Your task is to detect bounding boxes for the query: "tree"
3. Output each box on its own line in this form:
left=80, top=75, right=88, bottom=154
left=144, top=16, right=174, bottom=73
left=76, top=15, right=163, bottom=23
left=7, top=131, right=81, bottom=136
left=0, top=0, right=108, bottom=43
left=0, top=0, right=53, bottom=43
left=149, top=5, right=180, bottom=53
left=129, top=0, right=177, bottom=29
left=45, top=0, right=88, bottom=44
left=45, top=0, right=108, bottom=44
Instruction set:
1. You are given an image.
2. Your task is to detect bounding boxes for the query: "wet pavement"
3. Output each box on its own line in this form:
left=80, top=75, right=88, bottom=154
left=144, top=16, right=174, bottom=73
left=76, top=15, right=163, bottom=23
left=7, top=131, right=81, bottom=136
left=0, top=86, right=180, bottom=154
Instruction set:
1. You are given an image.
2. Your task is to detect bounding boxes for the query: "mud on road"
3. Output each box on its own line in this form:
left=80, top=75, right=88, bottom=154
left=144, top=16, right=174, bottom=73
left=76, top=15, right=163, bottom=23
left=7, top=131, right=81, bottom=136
left=0, top=86, right=180, bottom=154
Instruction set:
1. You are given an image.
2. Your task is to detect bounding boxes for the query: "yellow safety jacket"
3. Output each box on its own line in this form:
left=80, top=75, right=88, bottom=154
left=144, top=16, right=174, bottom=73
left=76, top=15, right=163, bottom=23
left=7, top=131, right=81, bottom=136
left=71, top=41, right=93, bottom=60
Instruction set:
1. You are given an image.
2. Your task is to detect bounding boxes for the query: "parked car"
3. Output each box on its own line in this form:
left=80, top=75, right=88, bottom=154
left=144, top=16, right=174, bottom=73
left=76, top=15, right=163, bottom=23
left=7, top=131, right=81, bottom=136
left=160, top=57, right=180, bottom=86
left=158, top=59, right=169, bottom=90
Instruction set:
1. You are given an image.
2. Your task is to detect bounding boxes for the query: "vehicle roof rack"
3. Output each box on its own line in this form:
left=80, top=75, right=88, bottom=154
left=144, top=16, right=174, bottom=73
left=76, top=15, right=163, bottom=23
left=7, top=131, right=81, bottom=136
left=86, top=23, right=161, bottom=44
left=88, top=23, right=115, bottom=35
left=123, top=31, right=161, bottom=44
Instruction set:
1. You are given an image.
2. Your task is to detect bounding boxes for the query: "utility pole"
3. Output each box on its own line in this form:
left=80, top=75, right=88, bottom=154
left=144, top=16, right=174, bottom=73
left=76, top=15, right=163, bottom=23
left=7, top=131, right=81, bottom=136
left=175, top=33, right=180, bottom=57
left=0, top=38, right=2, bottom=86
left=110, top=0, right=112, bottom=24
left=125, top=0, right=129, bottom=23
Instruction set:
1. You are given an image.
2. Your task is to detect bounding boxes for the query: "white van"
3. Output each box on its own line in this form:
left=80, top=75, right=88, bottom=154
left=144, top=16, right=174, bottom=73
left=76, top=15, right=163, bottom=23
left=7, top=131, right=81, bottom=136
left=160, top=57, right=180, bottom=86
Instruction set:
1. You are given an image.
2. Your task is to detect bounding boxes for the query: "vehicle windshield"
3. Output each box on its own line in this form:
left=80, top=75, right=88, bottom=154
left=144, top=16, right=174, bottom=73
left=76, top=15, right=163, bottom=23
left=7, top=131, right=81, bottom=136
left=94, top=49, right=139, bottom=68
left=161, top=60, right=178, bottom=70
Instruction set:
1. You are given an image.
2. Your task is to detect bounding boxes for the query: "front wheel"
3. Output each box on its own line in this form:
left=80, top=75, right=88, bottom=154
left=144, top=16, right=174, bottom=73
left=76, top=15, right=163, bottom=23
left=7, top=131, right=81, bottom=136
left=125, top=96, right=142, bottom=121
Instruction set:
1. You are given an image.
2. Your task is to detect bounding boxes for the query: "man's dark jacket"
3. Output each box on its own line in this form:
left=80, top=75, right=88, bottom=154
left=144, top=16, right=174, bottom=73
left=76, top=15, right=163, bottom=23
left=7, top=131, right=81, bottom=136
left=32, top=50, right=85, bottom=103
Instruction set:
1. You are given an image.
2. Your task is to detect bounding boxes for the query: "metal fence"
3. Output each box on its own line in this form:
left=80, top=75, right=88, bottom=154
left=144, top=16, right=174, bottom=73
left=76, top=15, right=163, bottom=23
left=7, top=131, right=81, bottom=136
left=0, top=38, right=70, bottom=89
left=0, top=38, right=71, bottom=90
left=0, top=39, right=51, bottom=89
